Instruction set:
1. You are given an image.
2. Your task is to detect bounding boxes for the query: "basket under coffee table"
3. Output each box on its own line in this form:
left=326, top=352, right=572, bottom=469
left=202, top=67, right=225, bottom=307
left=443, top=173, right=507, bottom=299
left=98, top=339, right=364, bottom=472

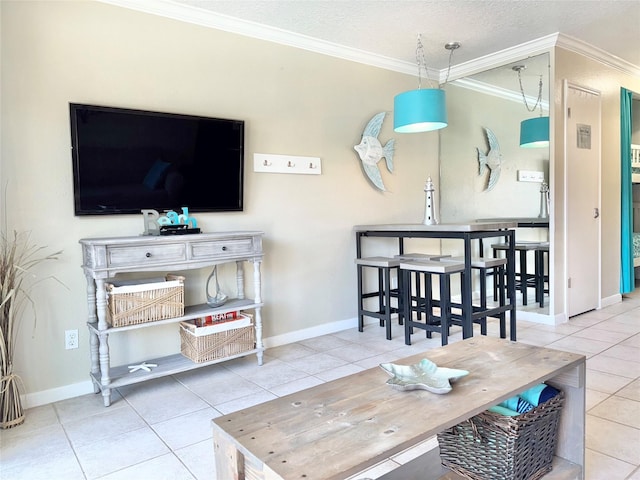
left=212, top=337, right=586, bottom=480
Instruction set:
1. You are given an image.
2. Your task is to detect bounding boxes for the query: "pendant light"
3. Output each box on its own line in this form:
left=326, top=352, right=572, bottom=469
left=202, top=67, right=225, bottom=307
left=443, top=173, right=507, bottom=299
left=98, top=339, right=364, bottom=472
left=394, top=36, right=460, bottom=133
left=513, top=65, right=549, bottom=148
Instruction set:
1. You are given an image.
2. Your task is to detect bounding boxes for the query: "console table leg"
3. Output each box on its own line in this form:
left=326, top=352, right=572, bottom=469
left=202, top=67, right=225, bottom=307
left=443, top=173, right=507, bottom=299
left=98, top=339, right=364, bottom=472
left=253, top=260, right=264, bottom=366
left=85, top=274, right=100, bottom=393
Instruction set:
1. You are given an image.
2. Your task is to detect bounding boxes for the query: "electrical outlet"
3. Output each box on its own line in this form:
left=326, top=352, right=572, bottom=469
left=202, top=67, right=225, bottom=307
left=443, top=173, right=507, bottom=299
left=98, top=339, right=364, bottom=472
left=65, top=329, right=79, bottom=350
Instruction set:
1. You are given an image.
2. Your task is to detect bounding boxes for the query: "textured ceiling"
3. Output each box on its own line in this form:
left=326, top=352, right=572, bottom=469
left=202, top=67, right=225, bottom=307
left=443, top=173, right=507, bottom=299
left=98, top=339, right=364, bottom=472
left=172, top=0, right=640, bottom=70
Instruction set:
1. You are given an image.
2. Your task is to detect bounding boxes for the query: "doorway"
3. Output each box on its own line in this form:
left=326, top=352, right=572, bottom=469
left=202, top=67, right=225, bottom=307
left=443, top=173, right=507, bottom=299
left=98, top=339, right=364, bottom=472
left=564, top=81, right=601, bottom=317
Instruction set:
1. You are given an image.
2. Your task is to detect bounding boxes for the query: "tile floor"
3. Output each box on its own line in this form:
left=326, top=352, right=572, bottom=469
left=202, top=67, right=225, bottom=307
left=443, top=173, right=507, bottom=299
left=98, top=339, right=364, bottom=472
left=1, top=294, right=639, bottom=480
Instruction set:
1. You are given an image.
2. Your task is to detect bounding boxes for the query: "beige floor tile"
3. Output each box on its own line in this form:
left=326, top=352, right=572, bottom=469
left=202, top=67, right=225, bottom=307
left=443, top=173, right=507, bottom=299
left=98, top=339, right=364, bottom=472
left=151, top=407, right=219, bottom=450
left=586, top=369, right=635, bottom=394
left=234, top=357, right=308, bottom=390
left=268, top=375, right=325, bottom=397
left=627, top=466, right=640, bottom=479
left=286, top=351, right=349, bottom=375
left=0, top=404, right=58, bottom=442
left=572, top=326, right=635, bottom=344
left=588, top=354, right=640, bottom=379
left=74, top=427, right=170, bottom=479
left=547, top=336, right=613, bottom=355
left=602, top=344, right=640, bottom=362
left=54, top=389, right=125, bottom=423
left=586, top=415, right=640, bottom=465
left=621, top=333, right=640, bottom=348
left=95, top=453, right=195, bottom=480
left=63, top=404, right=146, bottom=448
left=585, top=449, right=636, bottom=480
left=588, top=396, right=640, bottom=429
left=0, top=446, right=86, bottom=480
left=0, top=424, right=73, bottom=465
left=314, top=363, right=366, bottom=381
left=618, top=379, right=640, bottom=402
left=586, top=389, right=610, bottom=411
left=174, top=439, right=216, bottom=480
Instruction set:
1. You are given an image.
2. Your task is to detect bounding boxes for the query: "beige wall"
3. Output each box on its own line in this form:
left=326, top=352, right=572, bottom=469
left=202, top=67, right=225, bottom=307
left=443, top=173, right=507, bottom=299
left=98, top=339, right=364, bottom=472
left=1, top=1, right=437, bottom=398
left=552, top=47, right=640, bottom=315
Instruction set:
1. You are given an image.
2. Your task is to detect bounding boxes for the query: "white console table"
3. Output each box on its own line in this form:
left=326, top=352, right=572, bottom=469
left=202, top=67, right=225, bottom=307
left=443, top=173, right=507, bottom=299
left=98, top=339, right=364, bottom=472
left=80, top=231, right=264, bottom=407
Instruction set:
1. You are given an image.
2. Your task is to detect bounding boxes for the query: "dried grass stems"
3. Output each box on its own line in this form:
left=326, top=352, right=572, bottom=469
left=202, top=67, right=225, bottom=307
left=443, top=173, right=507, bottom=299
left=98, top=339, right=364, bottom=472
left=0, top=230, right=62, bottom=428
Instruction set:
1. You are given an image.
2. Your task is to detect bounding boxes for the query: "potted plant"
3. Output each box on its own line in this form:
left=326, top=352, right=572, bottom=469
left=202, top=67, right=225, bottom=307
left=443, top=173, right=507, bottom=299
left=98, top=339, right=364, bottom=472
left=0, top=230, right=60, bottom=429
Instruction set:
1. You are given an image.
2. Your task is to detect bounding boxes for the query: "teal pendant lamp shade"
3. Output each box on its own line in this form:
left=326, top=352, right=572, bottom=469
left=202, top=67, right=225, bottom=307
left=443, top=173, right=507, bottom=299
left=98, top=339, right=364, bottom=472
left=520, top=116, right=549, bottom=148
left=394, top=88, right=448, bottom=133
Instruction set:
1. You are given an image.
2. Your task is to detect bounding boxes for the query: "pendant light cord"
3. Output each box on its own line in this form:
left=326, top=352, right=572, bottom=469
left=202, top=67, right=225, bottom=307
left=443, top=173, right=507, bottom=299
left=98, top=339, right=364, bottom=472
left=515, top=66, right=543, bottom=114
left=415, top=35, right=460, bottom=89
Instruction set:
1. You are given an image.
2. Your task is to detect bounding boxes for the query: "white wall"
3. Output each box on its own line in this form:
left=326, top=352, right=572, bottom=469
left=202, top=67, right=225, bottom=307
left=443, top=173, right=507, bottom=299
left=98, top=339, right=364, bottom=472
left=1, top=1, right=438, bottom=400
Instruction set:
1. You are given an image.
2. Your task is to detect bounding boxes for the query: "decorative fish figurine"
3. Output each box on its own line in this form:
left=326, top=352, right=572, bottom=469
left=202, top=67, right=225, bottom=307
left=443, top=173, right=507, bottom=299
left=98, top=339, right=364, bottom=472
left=354, top=112, right=395, bottom=191
left=477, top=127, right=503, bottom=191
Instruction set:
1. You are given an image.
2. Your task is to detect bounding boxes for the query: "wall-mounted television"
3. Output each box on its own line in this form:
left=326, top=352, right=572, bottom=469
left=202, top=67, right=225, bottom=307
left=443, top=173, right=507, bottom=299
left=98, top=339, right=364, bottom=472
left=70, top=103, right=244, bottom=216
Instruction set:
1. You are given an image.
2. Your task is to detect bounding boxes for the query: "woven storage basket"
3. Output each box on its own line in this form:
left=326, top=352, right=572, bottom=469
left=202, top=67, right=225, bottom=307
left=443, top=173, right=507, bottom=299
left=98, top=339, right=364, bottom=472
left=106, top=274, right=185, bottom=327
left=180, top=321, right=255, bottom=363
left=437, top=391, right=564, bottom=480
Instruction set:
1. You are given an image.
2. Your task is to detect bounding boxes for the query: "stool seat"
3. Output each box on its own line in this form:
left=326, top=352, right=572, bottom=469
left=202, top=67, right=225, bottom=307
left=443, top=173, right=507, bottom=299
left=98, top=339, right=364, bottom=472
left=491, top=242, right=547, bottom=307
left=394, top=253, right=451, bottom=261
left=355, top=256, right=400, bottom=267
left=443, top=256, right=507, bottom=269
left=399, top=259, right=464, bottom=274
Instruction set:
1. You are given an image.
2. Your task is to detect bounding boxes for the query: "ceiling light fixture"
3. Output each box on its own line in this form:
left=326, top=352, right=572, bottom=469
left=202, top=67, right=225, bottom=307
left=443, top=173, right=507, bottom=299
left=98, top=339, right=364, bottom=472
left=393, top=36, right=460, bottom=133
left=513, top=65, right=549, bottom=148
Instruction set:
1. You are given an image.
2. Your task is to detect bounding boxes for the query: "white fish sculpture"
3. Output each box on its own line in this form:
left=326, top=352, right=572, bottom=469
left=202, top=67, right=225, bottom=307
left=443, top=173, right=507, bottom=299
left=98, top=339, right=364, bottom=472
left=477, top=127, right=503, bottom=191
left=354, top=112, right=395, bottom=191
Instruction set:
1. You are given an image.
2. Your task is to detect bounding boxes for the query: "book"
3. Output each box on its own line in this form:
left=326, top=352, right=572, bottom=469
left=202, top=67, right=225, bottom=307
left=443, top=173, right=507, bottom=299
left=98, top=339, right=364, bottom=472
left=182, top=313, right=252, bottom=335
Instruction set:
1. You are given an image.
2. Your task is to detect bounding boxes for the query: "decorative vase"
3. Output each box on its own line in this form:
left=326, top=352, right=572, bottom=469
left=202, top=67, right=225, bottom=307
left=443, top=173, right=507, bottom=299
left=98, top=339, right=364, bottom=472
left=206, top=266, right=228, bottom=307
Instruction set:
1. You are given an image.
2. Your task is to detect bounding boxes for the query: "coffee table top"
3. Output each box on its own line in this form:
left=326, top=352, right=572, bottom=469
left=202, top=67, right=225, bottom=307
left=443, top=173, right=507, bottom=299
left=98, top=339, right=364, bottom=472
left=212, top=336, right=584, bottom=480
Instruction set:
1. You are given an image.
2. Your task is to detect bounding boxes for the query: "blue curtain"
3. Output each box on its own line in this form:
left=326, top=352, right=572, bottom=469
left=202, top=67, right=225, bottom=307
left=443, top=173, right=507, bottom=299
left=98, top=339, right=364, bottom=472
left=621, top=88, right=634, bottom=293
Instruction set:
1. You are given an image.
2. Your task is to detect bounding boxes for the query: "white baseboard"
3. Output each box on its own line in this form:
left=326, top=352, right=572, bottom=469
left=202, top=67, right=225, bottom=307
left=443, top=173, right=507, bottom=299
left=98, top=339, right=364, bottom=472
left=601, top=293, right=622, bottom=308
left=23, top=380, right=95, bottom=409
left=24, top=318, right=360, bottom=408
left=263, top=317, right=358, bottom=349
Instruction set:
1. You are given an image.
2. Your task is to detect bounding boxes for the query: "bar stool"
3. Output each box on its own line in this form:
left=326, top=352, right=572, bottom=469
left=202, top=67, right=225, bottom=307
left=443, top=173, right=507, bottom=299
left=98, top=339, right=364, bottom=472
left=491, top=242, right=540, bottom=305
left=400, top=259, right=466, bottom=346
left=354, top=256, right=402, bottom=340
left=441, top=256, right=508, bottom=338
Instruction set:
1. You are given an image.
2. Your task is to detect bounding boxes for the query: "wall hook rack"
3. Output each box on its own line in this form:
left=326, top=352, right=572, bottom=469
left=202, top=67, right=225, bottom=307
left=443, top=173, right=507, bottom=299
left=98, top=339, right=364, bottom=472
left=254, top=153, right=322, bottom=175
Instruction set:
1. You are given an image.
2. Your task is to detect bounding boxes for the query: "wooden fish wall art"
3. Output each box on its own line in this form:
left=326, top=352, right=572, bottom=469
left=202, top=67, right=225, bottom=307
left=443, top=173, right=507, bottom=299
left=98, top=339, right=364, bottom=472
left=354, top=112, right=395, bottom=191
left=477, top=127, right=503, bottom=191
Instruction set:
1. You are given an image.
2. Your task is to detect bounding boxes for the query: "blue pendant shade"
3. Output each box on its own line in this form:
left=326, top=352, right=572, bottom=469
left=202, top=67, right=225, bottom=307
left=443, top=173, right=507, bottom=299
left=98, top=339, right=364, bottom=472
left=394, top=88, right=447, bottom=133
left=520, top=116, right=549, bottom=148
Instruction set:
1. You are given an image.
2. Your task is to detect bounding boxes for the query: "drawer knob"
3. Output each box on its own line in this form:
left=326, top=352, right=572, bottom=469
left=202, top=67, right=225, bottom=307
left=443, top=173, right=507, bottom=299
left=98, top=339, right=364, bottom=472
left=221, top=246, right=227, bottom=251
left=146, top=252, right=152, bottom=258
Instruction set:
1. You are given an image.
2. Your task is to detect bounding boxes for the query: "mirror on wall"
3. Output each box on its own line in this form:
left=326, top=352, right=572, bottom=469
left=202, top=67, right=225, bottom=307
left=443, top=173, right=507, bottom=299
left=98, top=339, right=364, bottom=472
left=439, top=53, right=551, bottom=318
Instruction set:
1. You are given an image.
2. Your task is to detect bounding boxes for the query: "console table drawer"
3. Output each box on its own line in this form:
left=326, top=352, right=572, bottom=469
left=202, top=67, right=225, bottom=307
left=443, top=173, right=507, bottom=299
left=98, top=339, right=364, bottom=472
left=107, top=243, right=187, bottom=267
left=190, top=238, right=256, bottom=259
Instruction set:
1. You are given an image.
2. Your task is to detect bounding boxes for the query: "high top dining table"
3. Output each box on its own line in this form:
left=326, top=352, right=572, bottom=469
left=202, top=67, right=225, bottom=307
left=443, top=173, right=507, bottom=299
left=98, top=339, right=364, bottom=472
left=354, top=222, right=517, bottom=341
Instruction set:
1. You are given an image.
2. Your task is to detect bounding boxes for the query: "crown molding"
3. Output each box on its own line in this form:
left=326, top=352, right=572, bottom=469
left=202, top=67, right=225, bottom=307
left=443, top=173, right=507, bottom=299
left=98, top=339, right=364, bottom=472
left=99, top=0, right=639, bottom=79
left=451, top=78, right=549, bottom=111
left=555, top=33, right=640, bottom=78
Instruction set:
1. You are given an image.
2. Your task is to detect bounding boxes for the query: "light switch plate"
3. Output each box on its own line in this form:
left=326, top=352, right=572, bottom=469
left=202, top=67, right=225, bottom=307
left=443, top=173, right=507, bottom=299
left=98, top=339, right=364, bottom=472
left=254, top=154, right=321, bottom=175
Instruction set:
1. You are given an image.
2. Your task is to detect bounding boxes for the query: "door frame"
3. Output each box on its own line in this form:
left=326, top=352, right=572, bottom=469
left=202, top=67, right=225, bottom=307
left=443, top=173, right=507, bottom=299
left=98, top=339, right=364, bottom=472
left=562, top=79, right=602, bottom=317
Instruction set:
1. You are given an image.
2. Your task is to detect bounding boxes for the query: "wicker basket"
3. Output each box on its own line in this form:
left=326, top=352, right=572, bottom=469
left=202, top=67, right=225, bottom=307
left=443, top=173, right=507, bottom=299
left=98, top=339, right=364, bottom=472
left=180, top=319, right=255, bottom=363
left=437, top=391, right=564, bottom=480
left=106, top=274, right=185, bottom=327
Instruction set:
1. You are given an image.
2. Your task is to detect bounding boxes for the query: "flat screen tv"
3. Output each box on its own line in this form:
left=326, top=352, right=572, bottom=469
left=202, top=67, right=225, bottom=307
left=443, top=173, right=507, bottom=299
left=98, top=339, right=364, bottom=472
left=70, top=103, right=244, bottom=215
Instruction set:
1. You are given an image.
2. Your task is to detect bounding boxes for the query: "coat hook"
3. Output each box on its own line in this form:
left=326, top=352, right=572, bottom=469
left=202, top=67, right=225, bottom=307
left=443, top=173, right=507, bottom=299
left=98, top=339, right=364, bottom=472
left=309, top=162, right=315, bottom=169
left=287, top=161, right=295, bottom=167
left=263, top=159, right=272, bottom=166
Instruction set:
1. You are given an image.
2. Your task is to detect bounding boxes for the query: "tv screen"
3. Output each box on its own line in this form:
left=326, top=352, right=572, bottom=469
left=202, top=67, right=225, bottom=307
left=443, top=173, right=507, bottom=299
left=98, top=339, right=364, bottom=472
left=70, top=103, right=244, bottom=215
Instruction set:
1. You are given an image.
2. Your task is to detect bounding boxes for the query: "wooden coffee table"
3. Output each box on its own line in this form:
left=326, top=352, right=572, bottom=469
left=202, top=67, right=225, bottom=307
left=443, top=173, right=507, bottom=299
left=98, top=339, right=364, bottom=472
left=212, top=336, right=585, bottom=480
